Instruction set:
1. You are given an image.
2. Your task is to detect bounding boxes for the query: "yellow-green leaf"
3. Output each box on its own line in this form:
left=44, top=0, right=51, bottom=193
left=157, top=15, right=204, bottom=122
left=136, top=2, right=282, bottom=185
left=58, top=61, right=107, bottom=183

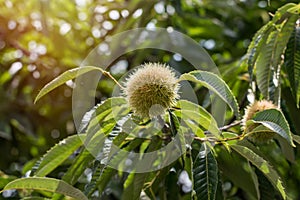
left=1, top=177, right=88, bottom=200
left=34, top=66, right=105, bottom=104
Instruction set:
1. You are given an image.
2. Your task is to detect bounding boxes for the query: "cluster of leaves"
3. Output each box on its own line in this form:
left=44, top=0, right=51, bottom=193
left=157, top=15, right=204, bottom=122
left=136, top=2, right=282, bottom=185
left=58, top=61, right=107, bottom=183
left=4, top=66, right=293, bottom=199
left=3, top=3, right=300, bottom=197
left=1, top=0, right=300, bottom=200
left=0, top=0, right=287, bottom=173
left=1, top=65, right=295, bottom=199
left=0, top=0, right=167, bottom=173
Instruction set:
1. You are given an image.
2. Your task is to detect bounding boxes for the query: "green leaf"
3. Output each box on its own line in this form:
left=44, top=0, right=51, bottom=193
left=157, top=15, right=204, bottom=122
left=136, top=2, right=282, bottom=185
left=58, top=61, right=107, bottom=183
left=62, top=149, right=94, bottom=185
left=179, top=70, right=239, bottom=117
left=287, top=3, right=300, bottom=14
left=34, top=66, right=106, bottom=103
left=77, top=98, right=129, bottom=169
left=143, top=166, right=172, bottom=198
left=122, top=173, right=147, bottom=200
left=246, top=3, right=298, bottom=102
left=168, top=110, right=180, bottom=137
left=84, top=97, right=127, bottom=130
left=96, top=167, right=117, bottom=196
left=292, top=134, right=300, bottom=144
left=231, top=144, right=286, bottom=200
left=52, top=146, right=97, bottom=200
left=255, top=14, right=297, bottom=102
left=270, top=15, right=298, bottom=103
left=33, top=134, right=85, bottom=177
left=53, top=98, right=124, bottom=190
left=271, top=3, right=298, bottom=24
left=168, top=111, right=186, bottom=163
left=101, top=127, right=126, bottom=165
left=83, top=160, right=103, bottom=197
left=215, top=173, right=225, bottom=200
left=252, top=109, right=294, bottom=146
left=84, top=97, right=128, bottom=144
left=215, top=145, right=259, bottom=199
left=78, top=104, right=100, bottom=134
left=91, top=138, right=145, bottom=198
left=276, top=135, right=295, bottom=162
left=284, top=25, right=300, bottom=106
left=247, top=22, right=273, bottom=79
left=182, top=148, right=193, bottom=200
left=1, top=177, right=88, bottom=200
left=255, top=28, right=277, bottom=99
left=174, top=100, right=220, bottom=137
left=0, top=173, right=16, bottom=189
left=166, top=171, right=180, bottom=199
left=21, top=197, right=51, bottom=200
left=256, top=169, right=276, bottom=200
left=84, top=130, right=128, bottom=197
left=193, top=144, right=218, bottom=200
left=122, top=135, right=163, bottom=200
left=272, top=15, right=298, bottom=71
left=249, top=161, right=260, bottom=199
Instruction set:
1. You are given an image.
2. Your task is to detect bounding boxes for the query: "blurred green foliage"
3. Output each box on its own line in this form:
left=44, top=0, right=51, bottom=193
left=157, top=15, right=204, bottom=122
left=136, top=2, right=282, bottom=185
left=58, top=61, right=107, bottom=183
left=1, top=0, right=300, bottom=199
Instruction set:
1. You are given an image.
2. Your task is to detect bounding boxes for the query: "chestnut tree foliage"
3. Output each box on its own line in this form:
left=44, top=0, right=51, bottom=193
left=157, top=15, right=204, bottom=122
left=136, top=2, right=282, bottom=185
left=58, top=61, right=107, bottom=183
left=1, top=0, right=300, bottom=199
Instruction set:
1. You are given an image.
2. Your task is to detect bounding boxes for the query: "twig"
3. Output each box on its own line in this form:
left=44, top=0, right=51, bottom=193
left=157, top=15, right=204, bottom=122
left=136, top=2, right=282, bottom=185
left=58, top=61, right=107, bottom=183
left=204, top=120, right=241, bottom=134
left=194, top=133, right=245, bottom=143
left=219, top=120, right=242, bottom=131
left=198, top=120, right=243, bottom=143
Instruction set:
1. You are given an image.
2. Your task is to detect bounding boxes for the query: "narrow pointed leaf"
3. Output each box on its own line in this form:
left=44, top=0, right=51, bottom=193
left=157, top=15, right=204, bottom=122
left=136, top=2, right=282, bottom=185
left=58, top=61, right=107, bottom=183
left=292, top=134, right=300, bottom=144
left=255, top=29, right=277, bottom=99
left=58, top=97, right=127, bottom=190
left=174, top=100, right=220, bottom=137
left=78, top=104, right=100, bottom=134
left=2, top=177, right=88, bottom=200
left=52, top=102, right=129, bottom=199
left=62, top=149, right=94, bottom=185
left=287, top=3, right=300, bottom=14
left=252, top=109, right=294, bottom=146
left=284, top=26, right=300, bottom=106
left=276, top=135, right=295, bottom=162
left=169, top=110, right=180, bottom=137
left=33, top=135, right=85, bottom=177
left=97, top=139, right=145, bottom=196
left=22, top=197, right=51, bottom=200
left=255, top=14, right=297, bottom=101
left=122, top=136, right=162, bottom=200
left=231, top=145, right=286, bottom=200
left=122, top=173, right=147, bottom=200
left=247, top=22, right=273, bottom=79
left=84, top=132, right=128, bottom=197
left=193, top=144, right=218, bottom=200
left=246, top=3, right=298, bottom=102
left=34, top=66, right=105, bottom=103
left=180, top=71, right=239, bottom=117
left=84, top=97, right=128, bottom=144
left=216, top=145, right=260, bottom=199
left=256, top=169, right=276, bottom=200
left=83, top=160, right=103, bottom=196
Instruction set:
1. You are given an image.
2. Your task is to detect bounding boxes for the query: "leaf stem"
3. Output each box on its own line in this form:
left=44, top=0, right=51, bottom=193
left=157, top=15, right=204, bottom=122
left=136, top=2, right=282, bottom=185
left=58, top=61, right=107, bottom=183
left=102, top=70, right=125, bottom=90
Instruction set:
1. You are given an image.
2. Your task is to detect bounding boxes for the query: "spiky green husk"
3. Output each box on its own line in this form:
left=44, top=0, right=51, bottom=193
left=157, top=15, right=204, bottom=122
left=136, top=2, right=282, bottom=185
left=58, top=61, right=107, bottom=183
left=242, top=100, right=277, bottom=143
left=124, top=63, right=179, bottom=118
